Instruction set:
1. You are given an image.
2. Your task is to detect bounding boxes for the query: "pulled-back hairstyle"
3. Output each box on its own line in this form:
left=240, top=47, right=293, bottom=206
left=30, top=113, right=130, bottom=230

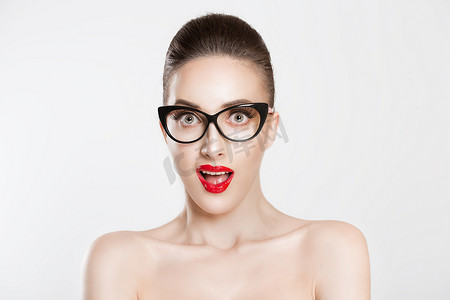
left=163, top=13, right=275, bottom=107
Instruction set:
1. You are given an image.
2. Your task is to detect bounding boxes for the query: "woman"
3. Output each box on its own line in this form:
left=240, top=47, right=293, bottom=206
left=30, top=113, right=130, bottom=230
left=83, top=13, right=370, bottom=299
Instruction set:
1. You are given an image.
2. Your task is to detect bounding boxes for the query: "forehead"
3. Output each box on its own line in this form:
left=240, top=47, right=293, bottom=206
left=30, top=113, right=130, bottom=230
left=166, top=56, right=268, bottom=113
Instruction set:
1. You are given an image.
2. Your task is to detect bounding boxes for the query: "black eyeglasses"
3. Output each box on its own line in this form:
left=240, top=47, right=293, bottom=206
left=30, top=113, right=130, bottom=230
left=158, top=102, right=274, bottom=143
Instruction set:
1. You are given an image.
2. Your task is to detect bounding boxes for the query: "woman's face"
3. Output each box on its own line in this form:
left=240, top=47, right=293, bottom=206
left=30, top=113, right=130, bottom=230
left=162, top=56, right=279, bottom=215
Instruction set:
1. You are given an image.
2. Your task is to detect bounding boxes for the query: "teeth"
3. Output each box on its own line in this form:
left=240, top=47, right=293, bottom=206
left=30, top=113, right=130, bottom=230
left=201, top=171, right=230, bottom=175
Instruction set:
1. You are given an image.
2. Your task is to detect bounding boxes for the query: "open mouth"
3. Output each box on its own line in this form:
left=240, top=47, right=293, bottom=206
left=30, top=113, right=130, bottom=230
left=196, top=165, right=234, bottom=193
left=198, top=170, right=232, bottom=184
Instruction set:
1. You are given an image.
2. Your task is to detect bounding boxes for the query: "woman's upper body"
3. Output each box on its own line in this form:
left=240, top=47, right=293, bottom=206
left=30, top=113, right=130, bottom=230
left=82, top=13, right=370, bottom=299
left=82, top=215, right=369, bottom=300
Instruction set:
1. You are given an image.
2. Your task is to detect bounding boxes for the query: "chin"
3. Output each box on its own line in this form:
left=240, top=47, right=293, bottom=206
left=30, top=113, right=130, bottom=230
left=182, top=175, right=250, bottom=216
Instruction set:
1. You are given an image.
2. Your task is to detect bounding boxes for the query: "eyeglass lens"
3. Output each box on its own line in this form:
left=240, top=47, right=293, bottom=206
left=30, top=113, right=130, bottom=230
left=165, top=106, right=261, bottom=142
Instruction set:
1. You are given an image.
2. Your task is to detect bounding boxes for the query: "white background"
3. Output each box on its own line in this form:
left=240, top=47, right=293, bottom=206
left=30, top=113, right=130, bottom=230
left=1, top=0, right=449, bottom=299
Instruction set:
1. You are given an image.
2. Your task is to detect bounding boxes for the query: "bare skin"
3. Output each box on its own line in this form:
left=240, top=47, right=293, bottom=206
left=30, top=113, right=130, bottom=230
left=82, top=216, right=370, bottom=299
left=82, top=56, right=370, bottom=299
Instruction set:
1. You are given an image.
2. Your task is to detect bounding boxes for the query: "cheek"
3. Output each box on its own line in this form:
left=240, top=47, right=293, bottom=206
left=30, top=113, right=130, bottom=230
left=167, top=142, right=200, bottom=177
left=229, top=138, right=265, bottom=167
left=256, top=120, right=278, bottom=150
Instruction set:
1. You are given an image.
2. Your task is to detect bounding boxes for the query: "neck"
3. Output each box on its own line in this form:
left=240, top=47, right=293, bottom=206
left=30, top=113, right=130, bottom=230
left=175, top=174, right=282, bottom=251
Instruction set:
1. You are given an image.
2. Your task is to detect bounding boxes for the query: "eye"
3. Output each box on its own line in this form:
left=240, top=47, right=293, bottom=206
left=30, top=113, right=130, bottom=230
left=169, top=109, right=202, bottom=127
left=227, top=107, right=257, bottom=125
left=179, top=112, right=201, bottom=126
left=182, top=113, right=195, bottom=124
left=230, top=112, right=248, bottom=124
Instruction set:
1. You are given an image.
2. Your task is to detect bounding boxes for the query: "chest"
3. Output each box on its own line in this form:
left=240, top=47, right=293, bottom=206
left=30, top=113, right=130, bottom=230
left=137, top=243, right=316, bottom=300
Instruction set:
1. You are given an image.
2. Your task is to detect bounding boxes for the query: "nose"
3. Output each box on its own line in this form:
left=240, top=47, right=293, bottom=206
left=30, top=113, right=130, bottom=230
left=200, top=123, right=226, bottom=160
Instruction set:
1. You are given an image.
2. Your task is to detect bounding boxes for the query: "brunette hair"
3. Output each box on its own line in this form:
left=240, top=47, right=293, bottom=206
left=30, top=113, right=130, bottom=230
left=163, top=13, right=275, bottom=107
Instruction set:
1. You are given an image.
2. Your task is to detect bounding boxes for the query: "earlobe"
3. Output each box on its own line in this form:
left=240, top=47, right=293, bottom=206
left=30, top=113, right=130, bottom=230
left=159, top=122, right=168, bottom=144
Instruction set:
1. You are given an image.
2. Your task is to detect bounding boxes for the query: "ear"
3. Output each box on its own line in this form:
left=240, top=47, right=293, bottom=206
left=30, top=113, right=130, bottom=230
left=261, top=111, right=279, bottom=150
left=159, top=121, right=168, bottom=144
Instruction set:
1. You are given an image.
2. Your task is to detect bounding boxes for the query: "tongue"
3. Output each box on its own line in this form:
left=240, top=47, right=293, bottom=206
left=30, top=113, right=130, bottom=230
left=203, top=173, right=229, bottom=184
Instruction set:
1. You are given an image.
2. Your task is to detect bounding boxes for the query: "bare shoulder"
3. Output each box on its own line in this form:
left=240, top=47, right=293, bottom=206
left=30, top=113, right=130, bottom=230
left=82, top=231, right=148, bottom=300
left=304, top=219, right=370, bottom=266
left=304, top=220, right=371, bottom=300
left=305, top=220, right=368, bottom=246
left=83, top=231, right=145, bottom=267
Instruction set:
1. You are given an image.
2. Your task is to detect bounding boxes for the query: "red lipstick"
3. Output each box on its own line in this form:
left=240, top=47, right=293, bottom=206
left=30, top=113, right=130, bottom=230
left=196, top=164, right=234, bottom=193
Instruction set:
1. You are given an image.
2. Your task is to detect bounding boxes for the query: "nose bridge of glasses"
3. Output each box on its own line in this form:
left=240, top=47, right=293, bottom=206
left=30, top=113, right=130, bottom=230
left=203, top=114, right=223, bottom=139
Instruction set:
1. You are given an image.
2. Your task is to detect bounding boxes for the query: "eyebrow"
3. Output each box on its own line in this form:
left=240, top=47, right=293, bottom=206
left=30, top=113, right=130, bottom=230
left=174, top=98, right=253, bottom=110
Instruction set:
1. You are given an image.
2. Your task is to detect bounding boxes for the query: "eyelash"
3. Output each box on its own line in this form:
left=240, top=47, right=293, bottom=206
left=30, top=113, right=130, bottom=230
left=227, top=107, right=257, bottom=118
left=168, top=107, right=257, bottom=121
left=169, top=110, right=201, bottom=121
